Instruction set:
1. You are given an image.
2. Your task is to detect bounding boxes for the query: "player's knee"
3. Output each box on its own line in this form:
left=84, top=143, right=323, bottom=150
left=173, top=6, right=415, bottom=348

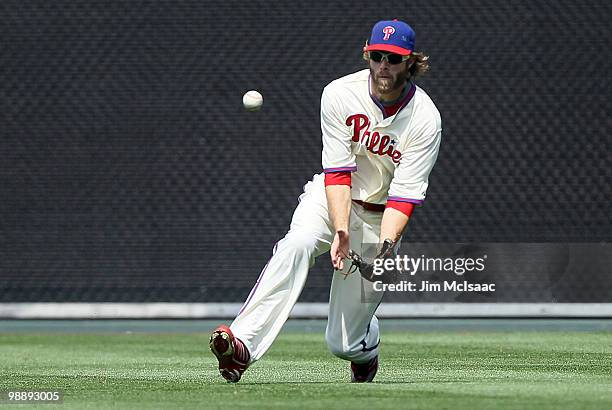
left=325, top=331, right=353, bottom=360
left=325, top=339, right=345, bottom=359
left=327, top=343, right=357, bottom=361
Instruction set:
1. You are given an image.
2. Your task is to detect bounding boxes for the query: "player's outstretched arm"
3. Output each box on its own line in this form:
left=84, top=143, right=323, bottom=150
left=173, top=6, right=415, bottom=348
left=326, top=184, right=351, bottom=270
left=379, top=206, right=410, bottom=243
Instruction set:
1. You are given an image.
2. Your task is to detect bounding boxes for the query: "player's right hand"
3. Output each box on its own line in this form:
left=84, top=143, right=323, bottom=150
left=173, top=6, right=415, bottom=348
left=331, top=230, right=350, bottom=271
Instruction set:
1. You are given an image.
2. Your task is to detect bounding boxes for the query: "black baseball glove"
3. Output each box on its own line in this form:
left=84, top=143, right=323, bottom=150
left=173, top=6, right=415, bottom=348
left=347, top=239, right=398, bottom=282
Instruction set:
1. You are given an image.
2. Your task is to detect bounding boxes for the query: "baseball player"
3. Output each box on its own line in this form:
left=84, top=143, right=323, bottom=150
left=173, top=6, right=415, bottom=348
left=210, top=19, right=442, bottom=383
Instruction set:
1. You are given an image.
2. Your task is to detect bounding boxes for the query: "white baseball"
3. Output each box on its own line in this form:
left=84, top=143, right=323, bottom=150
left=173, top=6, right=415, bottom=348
left=243, top=90, right=263, bottom=111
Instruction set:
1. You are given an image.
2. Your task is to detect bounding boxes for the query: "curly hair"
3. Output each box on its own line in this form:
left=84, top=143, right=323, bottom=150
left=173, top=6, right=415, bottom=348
left=407, top=52, right=430, bottom=78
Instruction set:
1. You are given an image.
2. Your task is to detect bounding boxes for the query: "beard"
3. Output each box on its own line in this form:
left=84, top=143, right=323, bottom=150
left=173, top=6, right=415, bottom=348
left=370, top=66, right=409, bottom=97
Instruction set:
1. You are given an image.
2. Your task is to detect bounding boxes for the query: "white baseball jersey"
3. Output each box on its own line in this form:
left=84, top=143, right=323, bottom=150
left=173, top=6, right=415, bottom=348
left=321, top=69, right=442, bottom=205
left=229, top=69, right=441, bottom=369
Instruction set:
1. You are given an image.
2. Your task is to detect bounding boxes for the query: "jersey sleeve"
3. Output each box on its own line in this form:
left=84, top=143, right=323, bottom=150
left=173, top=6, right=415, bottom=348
left=386, top=200, right=415, bottom=217
left=324, top=171, right=352, bottom=186
left=388, top=113, right=442, bottom=205
left=320, top=85, right=357, bottom=173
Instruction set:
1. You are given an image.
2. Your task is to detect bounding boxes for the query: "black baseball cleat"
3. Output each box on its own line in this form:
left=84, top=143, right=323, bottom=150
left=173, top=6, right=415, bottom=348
left=350, top=356, right=379, bottom=383
left=209, top=325, right=251, bottom=383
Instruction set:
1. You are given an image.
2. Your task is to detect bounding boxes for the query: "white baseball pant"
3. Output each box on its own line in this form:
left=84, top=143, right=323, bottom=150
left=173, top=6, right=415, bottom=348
left=230, top=173, right=384, bottom=365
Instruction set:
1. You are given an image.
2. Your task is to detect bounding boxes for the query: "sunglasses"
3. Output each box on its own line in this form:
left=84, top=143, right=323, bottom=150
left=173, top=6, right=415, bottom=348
left=367, top=51, right=410, bottom=65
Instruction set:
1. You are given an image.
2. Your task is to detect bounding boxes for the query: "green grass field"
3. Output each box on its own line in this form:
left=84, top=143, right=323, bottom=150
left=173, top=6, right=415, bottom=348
left=1, top=320, right=611, bottom=409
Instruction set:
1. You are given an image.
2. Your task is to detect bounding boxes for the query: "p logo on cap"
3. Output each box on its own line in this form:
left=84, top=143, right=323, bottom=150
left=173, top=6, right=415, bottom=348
left=382, top=26, right=395, bottom=40
left=364, top=20, right=416, bottom=56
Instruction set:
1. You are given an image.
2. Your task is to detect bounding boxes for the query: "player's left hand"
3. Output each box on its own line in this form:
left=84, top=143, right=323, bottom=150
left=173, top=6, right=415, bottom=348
left=331, top=230, right=350, bottom=270
left=347, top=239, right=397, bottom=282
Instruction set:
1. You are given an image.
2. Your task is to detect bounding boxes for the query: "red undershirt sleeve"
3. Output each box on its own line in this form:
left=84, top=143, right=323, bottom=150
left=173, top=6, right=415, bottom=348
left=386, top=200, right=415, bottom=217
left=324, top=171, right=351, bottom=187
